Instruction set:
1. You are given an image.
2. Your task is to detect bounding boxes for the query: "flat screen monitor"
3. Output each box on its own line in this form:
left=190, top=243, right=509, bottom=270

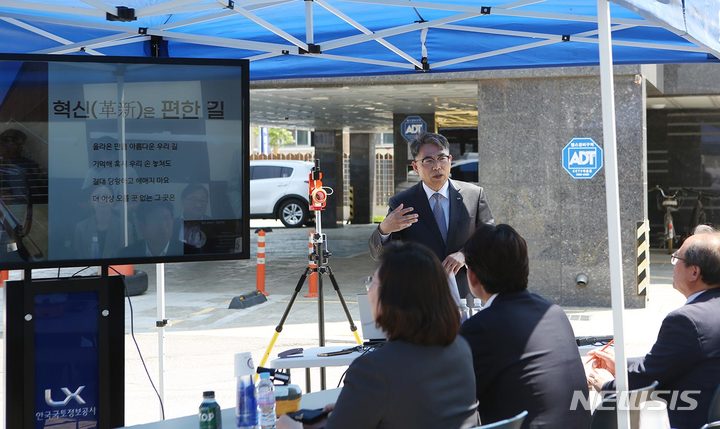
left=0, top=54, right=250, bottom=269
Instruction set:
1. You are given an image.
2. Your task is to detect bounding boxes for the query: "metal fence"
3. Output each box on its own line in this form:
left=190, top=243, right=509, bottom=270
left=250, top=153, right=314, bottom=161
left=374, top=153, right=394, bottom=208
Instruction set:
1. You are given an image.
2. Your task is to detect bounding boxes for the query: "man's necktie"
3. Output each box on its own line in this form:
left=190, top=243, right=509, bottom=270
left=432, top=193, right=448, bottom=242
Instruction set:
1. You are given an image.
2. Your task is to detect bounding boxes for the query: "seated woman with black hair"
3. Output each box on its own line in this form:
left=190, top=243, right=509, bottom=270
left=277, top=241, right=480, bottom=429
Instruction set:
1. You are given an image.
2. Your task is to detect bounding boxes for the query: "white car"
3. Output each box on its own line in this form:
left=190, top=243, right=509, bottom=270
left=249, top=160, right=313, bottom=227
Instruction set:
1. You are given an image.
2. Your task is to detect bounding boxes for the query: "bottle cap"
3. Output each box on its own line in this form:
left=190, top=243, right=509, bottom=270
left=235, top=352, right=255, bottom=377
left=203, top=391, right=215, bottom=398
left=259, top=372, right=270, bottom=380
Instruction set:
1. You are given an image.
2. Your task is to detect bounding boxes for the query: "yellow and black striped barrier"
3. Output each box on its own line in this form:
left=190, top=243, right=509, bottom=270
left=637, top=220, right=650, bottom=295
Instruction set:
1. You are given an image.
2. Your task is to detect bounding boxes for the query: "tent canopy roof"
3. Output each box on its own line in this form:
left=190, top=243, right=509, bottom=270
left=0, top=0, right=718, bottom=81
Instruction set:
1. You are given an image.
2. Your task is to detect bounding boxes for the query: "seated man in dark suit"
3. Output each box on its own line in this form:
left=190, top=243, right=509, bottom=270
left=460, top=223, right=591, bottom=428
left=588, top=229, right=720, bottom=429
left=117, top=201, right=183, bottom=258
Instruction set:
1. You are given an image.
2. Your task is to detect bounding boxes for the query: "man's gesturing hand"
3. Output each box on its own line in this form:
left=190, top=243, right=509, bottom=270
left=378, top=203, right=418, bottom=234
left=443, top=251, right=465, bottom=275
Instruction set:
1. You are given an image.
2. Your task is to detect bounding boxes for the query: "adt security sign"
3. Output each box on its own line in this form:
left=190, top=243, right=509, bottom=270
left=562, top=137, right=604, bottom=179
left=400, top=116, right=427, bottom=142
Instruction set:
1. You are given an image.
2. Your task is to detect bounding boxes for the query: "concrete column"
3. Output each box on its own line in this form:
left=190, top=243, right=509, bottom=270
left=477, top=71, right=646, bottom=308
left=312, top=130, right=344, bottom=229
left=349, top=133, right=373, bottom=224
left=392, top=113, right=435, bottom=192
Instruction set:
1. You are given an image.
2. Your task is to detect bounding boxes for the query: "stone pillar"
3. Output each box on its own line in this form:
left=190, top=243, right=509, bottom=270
left=312, top=130, right=344, bottom=229
left=349, top=133, right=373, bottom=224
left=477, top=71, right=646, bottom=308
left=392, top=113, right=435, bottom=192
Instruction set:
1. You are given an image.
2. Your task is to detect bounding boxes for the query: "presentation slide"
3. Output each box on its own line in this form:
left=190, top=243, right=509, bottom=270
left=0, top=55, right=249, bottom=268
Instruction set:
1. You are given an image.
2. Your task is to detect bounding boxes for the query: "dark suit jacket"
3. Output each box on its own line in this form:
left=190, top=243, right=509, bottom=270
left=368, top=180, right=494, bottom=297
left=325, top=337, right=480, bottom=429
left=116, top=239, right=184, bottom=258
left=460, top=291, right=591, bottom=428
left=604, top=287, right=720, bottom=429
left=73, top=216, right=126, bottom=259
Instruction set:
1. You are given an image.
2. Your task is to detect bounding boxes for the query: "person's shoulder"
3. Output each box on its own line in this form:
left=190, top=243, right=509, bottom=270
left=452, top=335, right=473, bottom=355
left=668, top=291, right=720, bottom=323
left=449, top=180, right=484, bottom=199
left=389, top=183, right=422, bottom=207
left=350, top=342, right=402, bottom=370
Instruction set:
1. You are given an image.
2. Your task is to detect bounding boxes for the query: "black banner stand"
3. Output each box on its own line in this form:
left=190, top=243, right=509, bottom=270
left=5, top=267, right=125, bottom=429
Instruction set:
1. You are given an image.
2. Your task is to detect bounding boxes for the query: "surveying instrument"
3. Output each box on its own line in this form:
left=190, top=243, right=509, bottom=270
left=259, top=160, right=362, bottom=389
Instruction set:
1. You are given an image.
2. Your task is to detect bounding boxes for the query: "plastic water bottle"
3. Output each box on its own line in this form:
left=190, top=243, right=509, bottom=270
left=199, top=391, right=222, bottom=429
left=235, top=353, right=258, bottom=429
left=256, top=372, right=276, bottom=429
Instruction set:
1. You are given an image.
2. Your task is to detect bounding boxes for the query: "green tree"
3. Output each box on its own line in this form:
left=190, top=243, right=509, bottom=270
left=268, top=128, right=294, bottom=149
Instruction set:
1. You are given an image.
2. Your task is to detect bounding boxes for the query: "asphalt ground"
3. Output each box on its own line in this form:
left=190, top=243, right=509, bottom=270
left=0, top=221, right=685, bottom=427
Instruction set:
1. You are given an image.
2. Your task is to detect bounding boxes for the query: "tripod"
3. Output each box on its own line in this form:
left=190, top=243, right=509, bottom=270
left=258, top=209, right=362, bottom=390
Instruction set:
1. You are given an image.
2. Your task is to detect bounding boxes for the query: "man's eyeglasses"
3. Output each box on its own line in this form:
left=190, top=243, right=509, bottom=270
left=416, top=154, right=450, bottom=167
left=670, top=252, right=687, bottom=266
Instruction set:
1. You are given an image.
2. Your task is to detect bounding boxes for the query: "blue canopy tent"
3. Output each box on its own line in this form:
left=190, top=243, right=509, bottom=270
left=1, top=1, right=719, bottom=427
left=0, top=1, right=717, bottom=79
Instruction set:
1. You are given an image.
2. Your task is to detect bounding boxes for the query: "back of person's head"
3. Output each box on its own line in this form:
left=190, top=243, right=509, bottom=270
left=692, top=224, right=716, bottom=235
left=0, top=129, right=27, bottom=157
left=684, top=232, right=720, bottom=287
left=375, top=241, right=459, bottom=346
left=463, top=223, right=529, bottom=294
left=0, top=128, right=26, bottom=142
left=409, top=132, right=449, bottom=159
left=181, top=183, right=209, bottom=201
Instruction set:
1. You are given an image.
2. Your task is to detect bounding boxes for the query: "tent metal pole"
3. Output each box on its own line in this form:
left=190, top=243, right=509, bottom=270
left=432, top=24, right=627, bottom=69
left=597, top=0, right=630, bottom=428
left=0, top=11, right=126, bottom=31
left=440, top=23, right=634, bottom=42
left=247, top=52, right=282, bottom=62
left=135, top=0, right=200, bottom=18
left=148, top=28, right=293, bottom=52
left=228, top=5, right=307, bottom=49
left=309, top=52, right=413, bottom=68
left=156, top=263, right=166, bottom=419
left=79, top=0, right=117, bottom=16
left=305, top=0, right=314, bottom=45
left=314, top=0, right=422, bottom=68
left=343, top=0, right=653, bottom=27
left=322, top=11, right=482, bottom=51
left=0, top=0, right=101, bottom=16
left=434, top=39, right=557, bottom=69
left=1, top=17, right=103, bottom=55
left=34, top=32, right=139, bottom=55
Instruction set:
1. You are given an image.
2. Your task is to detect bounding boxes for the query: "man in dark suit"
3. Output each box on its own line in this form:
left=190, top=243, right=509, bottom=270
left=460, top=223, right=591, bottom=428
left=369, top=132, right=494, bottom=299
left=588, top=230, right=720, bottom=429
left=117, top=201, right=183, bottom=258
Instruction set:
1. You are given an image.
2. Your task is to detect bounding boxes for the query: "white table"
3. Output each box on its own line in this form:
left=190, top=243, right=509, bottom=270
left=269, top=345, right=364, bottom=392
left=119, top=388, right=341, bottom=429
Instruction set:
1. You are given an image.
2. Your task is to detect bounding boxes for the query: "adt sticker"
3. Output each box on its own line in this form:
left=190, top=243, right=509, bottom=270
left=400, top=116, right=427, bottom=142
left=562, top=137, right=603, bottom=179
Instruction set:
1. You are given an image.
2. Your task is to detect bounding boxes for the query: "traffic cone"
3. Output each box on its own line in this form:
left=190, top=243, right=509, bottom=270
left=256, top=229, right=267, bottom=295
